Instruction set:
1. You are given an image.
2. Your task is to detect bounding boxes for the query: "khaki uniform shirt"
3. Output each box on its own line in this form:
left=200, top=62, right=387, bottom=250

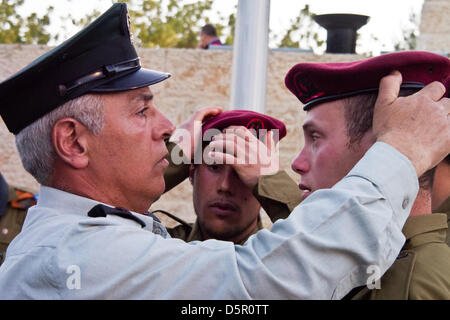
left=162, top=141, right=303, bottom=243
left=346, top=213, right=450, bottom=300
left=433, top=197, right=450, bottom=246
left=0, top=185, right=35, bottom=265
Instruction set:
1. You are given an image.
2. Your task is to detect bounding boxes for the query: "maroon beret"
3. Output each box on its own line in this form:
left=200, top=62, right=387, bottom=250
left=202, top=110, right=287, bottom=141
left=285, top=51, right=450, bottom=110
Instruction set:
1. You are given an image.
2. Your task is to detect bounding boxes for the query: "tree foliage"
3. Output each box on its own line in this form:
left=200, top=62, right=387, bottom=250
left=0, top=0, right=420, bottom=55
left=394, top=10, right=419, bottom=51
left=0, top=0, right=54, bottom=44
left=68, top=0, right=235, bottom=49
left=278, top=5, right=325, bottom=52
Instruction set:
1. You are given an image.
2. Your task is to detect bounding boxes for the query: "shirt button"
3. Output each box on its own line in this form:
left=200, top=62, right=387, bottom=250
left=402, top=197, right=409, bottom=210
left=154, top=228, right=162, bottom=235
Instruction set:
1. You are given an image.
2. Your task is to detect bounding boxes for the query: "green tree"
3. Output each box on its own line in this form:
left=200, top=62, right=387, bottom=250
left=278, top=5, right=325, bottom=52
left=0, top=0, right=54, bottom=44
left=68, top=0, right=234, bottom=49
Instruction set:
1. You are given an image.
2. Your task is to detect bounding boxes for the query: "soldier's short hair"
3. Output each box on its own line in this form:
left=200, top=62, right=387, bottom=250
left=342, top=89, right=436, bottom=191
left=201, top=24, right=217, bottom=37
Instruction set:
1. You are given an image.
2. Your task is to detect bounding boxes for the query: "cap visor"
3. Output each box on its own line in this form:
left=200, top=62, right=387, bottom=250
left=90, top=68, right=170, bottom=92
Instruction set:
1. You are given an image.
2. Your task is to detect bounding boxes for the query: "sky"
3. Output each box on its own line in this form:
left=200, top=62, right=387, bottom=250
left=18, top=0, right=425, bottom=55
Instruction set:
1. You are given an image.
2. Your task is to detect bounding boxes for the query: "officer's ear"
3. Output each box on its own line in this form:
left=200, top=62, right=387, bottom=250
left=189, top=164, right=196, bottom=185
left=52, top=118, right=89, bottom=169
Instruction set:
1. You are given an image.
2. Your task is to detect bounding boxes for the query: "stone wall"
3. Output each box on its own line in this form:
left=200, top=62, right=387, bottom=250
left=417, top=0, right=450, bottom=53
left=0, top=44, right=363, bottom=227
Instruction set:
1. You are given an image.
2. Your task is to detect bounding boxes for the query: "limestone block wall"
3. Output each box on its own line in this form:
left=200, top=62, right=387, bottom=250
left=417, top=0, right=450, bottom=53
left=0, top=44, right=363, bottom=227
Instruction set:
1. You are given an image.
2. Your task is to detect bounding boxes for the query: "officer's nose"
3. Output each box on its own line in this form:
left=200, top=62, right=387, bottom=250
left=291, top=148, right=310, bottom=176
left=153, top=107, right=175, bottom=141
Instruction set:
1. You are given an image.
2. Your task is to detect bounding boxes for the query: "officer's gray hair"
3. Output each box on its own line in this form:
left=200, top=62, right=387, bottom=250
left=15, top=94, right=104, bottom=185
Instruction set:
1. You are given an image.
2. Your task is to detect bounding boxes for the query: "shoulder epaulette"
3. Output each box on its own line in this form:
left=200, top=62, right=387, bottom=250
left=10, top=189, right=37, bottom=210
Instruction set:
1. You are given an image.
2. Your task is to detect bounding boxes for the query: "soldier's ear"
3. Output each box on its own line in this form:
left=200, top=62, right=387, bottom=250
left=52, top=118, right=89, bottom=169
left=189, top=164, right=195, bottom=185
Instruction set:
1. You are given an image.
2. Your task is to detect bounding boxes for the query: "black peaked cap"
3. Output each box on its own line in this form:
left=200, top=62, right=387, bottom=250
left=0, top=3, right=170, bottom=134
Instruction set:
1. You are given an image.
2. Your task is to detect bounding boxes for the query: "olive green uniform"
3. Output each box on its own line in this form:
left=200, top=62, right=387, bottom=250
left=433, top=197, right=450, bottom=246
left=345, top=213, right=450, bottom=299
left=0, top=185, right=35, bottom=265
left=162, top=142, right=303, bottom=244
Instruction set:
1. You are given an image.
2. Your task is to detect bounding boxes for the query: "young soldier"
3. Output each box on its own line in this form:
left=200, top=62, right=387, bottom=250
left=285, top=51, right=450, bottom=299
left=161, top=110, right=302, bottom=244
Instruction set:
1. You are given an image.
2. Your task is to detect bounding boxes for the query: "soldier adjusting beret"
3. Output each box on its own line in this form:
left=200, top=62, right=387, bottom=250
left=0, top=3, right=170, bottom=134
left=284, top=51, right=450, bottom=110
left=202, top=110, right=287, bottom=141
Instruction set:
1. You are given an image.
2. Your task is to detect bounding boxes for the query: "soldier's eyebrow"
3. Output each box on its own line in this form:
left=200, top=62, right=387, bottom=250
left=302, top=122, right=316, bottom=133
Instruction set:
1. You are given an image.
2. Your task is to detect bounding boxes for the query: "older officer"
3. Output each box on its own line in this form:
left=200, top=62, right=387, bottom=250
left=161, top=110, right=302, bottom=244
left=286, top=51, right=450, bottom=299
left=0, top=3, right=449, bottom=299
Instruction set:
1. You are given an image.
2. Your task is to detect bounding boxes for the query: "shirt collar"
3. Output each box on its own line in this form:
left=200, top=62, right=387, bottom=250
left=187, top=215, right=265, bottom=244
left=435, top=197, right=450, bottom=214
left=402, top=214, right=448, bottom=249
left=37, top=186, right=169, bottom=236
left=37, top=185, right=105, bottom=217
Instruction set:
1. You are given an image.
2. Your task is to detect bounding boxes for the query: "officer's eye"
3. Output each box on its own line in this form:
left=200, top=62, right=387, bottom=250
left=137, top=107, right=149, bottom=116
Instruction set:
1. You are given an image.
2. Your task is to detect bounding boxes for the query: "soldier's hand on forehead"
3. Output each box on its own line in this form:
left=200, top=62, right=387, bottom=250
left=206, top=125, right=280, bottom=188
left=373, top=70, right=450, bottom=176
left=170, top=106, right=222, bottom=161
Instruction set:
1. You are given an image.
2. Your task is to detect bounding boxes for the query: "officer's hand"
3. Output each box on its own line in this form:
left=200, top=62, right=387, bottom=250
left=170, top=106, right=222, bottom=161
left=206, top=126, right=280, bottom=188
left=373, top=70, right=450, bottom=176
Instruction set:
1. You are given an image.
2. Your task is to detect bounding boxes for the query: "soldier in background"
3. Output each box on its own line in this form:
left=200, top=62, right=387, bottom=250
left=197, top=24, right=222, bottom=49
left=0, top=169, right=36, bottom=265
left=161, top=110, right=302, bottom=244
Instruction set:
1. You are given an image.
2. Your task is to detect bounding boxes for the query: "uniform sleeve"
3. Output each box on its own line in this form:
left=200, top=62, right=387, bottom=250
left=163, top=142, right=190, bottom=192
left=252, top=170, right=303, bottom=222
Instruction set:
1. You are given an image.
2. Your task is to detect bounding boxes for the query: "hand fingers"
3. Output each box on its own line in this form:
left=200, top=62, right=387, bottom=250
left=205, top=150, right=237, bottom=166
left=443, top=97, right=450, bottom=113
left=376, top=70, right=402, bottom=107
left=194, top=106, right=223, bottom=122
left=224, top=126, right=257, bottom=140
left=264, top=131, right=276, bottom=152
left=415, top=81, right=446, bottom=102
left=209, top=137, right=254, bottom=159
